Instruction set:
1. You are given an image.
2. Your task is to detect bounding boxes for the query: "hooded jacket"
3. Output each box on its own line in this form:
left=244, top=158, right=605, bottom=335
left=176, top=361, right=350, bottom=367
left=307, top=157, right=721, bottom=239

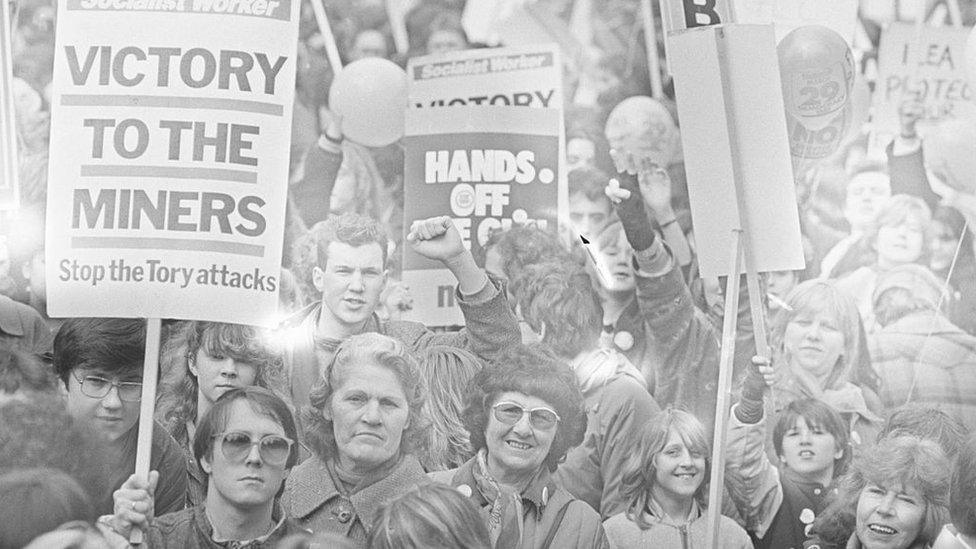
left=869, top=310, right=976, bottom=428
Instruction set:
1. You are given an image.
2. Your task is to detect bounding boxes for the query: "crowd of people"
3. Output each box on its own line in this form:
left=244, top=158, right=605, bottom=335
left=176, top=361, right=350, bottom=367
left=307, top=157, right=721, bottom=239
left=4, top=0, right=976, bottom=548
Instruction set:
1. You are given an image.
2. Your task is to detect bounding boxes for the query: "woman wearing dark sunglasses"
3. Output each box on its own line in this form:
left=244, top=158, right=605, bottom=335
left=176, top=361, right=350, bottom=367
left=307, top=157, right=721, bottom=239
left=282, top=333, right=429, bottom=546
left=430, top=344, right=609, bottom=548
left=102, top=387, right=309, bottom=548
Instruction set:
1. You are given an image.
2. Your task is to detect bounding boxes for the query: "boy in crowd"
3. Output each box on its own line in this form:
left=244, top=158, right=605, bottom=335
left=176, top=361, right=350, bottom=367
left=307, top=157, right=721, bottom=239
left=282, top=212, right=519, bottom=412
left=53, top=317, right=187, bottom=515
left=105, top=387, right=308, bottom=547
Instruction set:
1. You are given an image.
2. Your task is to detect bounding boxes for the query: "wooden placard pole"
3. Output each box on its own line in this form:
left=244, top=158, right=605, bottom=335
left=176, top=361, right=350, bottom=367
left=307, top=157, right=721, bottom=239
left=129, top=317, right=162, bottom=545
left=386, top=0, right=409, bottom=56
left=309, top=0, right=343, bottom=73
left=0, top=0, right=19, bottom=208
left=705, top=230, right=743, bottom=548
left=640, top=0, right=664, bottom=98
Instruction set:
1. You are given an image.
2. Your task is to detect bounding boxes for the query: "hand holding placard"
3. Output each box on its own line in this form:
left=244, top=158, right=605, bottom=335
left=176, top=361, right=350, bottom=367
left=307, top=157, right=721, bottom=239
left=108, top=470, right=158, bottom=538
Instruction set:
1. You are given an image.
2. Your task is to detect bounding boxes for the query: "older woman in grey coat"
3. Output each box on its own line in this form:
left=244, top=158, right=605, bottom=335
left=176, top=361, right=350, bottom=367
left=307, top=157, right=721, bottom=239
left=282, top=333, right=428, bottom=546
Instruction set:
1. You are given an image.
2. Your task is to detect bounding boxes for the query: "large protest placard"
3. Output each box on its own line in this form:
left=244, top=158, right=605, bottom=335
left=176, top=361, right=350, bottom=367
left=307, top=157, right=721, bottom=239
left=405, top=44, right=564, bottom=325
left=0, top=0, right=19, bottom=210
left=872, top=22, right=976, bottom=148
left=46, top=0, right=298, bottom=326
left=733, top=0, right=859, bottom=45
left=402, top=107, right=560, bottom=326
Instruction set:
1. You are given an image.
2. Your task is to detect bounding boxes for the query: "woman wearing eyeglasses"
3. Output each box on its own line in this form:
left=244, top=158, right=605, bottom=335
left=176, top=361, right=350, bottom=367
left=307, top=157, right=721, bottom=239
left=430, top=344, right=609, bottom=548
left=103, top=386, right=309, bottom=548
left=281, top=333, right=429, bottom=546
left=156, top=320, right=288, bottom=506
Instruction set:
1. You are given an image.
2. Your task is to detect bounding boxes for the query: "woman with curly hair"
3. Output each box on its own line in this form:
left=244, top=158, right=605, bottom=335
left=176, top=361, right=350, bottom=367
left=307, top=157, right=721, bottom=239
left=155, top=320, right=286, bottom=506
left=603, top=408, right=752, bottom=548
left=429, top=343, right=608, bottom=548
left=282, top=333, right=428, bottom=546
left=804, top=436, right=951, bottom=549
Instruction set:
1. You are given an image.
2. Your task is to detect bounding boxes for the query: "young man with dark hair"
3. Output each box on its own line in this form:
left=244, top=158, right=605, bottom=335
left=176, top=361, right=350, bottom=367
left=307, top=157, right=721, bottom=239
left=517, top=262, right=659, bottom=519
left=282, top=212, right=520, bottom=412
left=105, top=387, right=308, bottom=547
left=568, top=167, right=616, bottom=241
left=53, top=317, right=187, bottom=515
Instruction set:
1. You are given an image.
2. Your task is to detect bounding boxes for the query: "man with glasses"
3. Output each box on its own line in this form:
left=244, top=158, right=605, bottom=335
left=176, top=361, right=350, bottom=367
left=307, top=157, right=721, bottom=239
left=104, top=387, right=308, bottom=547
left=53, top=317, right=187, bottom=515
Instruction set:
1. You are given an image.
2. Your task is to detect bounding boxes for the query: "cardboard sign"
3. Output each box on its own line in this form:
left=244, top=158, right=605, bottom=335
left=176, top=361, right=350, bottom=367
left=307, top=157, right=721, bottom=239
left=401, top=107, right=560, bottom=326
left=872, top=22, right=976, bottom=148
left=669, top=24, right=805, bottom=278
left=661, top=0, right=733, bottom=35
left=0, top=0, right=19, bottom=210
left=733, top=0, right=859, bottom=45
left=408, top=44, right=563, bottom=110
left=46, top=0, right=298, bottom=326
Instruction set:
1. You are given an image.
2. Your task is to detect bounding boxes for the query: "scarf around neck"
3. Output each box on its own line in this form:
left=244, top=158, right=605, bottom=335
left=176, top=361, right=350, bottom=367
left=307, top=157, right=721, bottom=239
left=474, top=449, right=537, bottom=548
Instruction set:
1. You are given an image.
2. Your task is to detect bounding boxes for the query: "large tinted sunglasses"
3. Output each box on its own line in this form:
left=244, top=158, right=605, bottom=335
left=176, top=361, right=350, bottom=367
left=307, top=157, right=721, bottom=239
left=492, top=401, right=561, bottom=430
left=213, top=432, right=294, bottom=466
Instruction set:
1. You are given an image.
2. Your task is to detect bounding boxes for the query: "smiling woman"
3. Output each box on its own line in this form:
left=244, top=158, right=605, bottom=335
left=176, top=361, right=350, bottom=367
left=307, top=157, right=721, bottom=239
left=429, top=343, right=608, bottom=548
left=804, top=436, right=951, bottom=549
left=281, top=333, right=428, bottom=547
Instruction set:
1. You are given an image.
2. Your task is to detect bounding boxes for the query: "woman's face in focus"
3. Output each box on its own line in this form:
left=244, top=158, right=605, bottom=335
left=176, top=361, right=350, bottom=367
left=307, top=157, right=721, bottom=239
left=484, top=391, right=558, bottom=479
left=876, top=214, right=925, bottom=268
left=855, top=483, right=926, bottom=549
left=594, top=227, right=636, bottom=293
left=325, top=362, right=410, bottom=473
left=783, top=307, right=846, bottom=382
left=191, top=348, right=259, bottom=404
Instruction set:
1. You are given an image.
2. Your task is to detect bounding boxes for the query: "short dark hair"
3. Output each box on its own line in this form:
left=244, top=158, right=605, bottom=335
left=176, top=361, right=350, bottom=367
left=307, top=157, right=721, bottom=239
left=315, top=212, right=388, bottom=271
left=462, top=344, right=586, bottom=472
left=772, top=399, right=850, bottom=477
left=950, top=434, right=976, bottom=536
left=0, top=468, right=95, bottom=549
left=193, top=386, right=299, bottom=471
left=568, top=167, right=613, bottom=204
left=878, top=404, right=969, bottom=459
left=52, top=318, right=146, bottom=385
left=0, top=348, right=58, bottom=395
left=516, top=263, right=602, bottom=359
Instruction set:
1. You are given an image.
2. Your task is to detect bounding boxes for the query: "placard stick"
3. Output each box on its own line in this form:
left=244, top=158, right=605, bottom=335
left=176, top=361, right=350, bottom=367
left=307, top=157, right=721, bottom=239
left=309, top=0, right=343, bottom=73
left=705, top=229, right=743, bottom=549
left=387, top=0, right=409, bottom=55
left=640, top=0, right=664, bottom=98
left=128, top=317, right=162, bottom=545
left=0, top=0, right=19, bottom=205
left=946, top=0, right=963, bottom=26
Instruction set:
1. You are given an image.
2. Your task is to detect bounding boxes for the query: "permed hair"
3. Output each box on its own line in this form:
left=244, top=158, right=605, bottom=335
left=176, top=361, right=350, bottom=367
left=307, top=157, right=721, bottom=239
left=950, top=434, right=976, bottom=537
left=302, top=333, right=427, bottom=462
left=772, top=398, right=851, bottom=478
left=416, top=346, right=483, bottom=472
left=461, top=343, right=586, bottom=472
left=193, top=386, right=299, bottom=470
left=619, top=408, right=711, bottom=530
left=156, top=321, right=287, bottom=435
left=53, top=318, right=146, bottom=384
left=367, top=483, right=491, bottom=549
left=770, top=280, right=863, bottom=391
left=809, top=436, right=951, bottom=547
left=516, top=263, right=603, bottom=360
left=487, top=226, right=573, bottom=283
